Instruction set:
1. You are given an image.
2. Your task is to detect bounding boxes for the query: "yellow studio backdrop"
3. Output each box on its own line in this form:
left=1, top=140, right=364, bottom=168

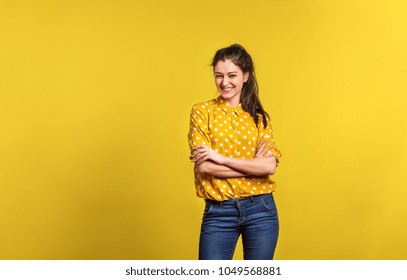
left=0, top=0, right=406, bottom=259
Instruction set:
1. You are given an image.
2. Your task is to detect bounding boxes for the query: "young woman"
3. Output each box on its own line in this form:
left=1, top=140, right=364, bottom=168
left=188, top=44, right=282, bottom=260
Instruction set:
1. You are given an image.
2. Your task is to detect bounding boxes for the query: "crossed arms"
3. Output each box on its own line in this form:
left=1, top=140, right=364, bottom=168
left=190, top=140, right=278, bottom=178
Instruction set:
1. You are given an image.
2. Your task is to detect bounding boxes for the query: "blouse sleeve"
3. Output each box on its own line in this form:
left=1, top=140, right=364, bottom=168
left=188, top=104, right=211, bottom=151
left=258, top=115, right=282, bottom=164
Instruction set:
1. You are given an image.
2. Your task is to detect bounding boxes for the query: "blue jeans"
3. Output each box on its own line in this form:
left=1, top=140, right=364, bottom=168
left=199, top=194, right=279, bottom=260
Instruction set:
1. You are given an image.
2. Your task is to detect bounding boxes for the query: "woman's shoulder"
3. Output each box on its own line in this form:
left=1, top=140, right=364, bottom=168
left=191, top=97, right=219, bottom=111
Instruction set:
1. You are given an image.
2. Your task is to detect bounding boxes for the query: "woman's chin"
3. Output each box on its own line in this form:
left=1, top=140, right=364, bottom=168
left=220, top=91, right=239, bottom=99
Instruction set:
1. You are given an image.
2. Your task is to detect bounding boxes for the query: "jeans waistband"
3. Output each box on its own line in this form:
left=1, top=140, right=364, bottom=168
left=205, top=194, right=271, bottom=207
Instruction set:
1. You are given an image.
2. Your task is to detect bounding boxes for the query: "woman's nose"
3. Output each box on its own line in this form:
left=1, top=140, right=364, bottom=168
left=221, top=77, right=229, bottom=86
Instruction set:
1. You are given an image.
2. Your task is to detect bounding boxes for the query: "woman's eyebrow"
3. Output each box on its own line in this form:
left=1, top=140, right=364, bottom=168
left=214, top=71, right=238, bottom=75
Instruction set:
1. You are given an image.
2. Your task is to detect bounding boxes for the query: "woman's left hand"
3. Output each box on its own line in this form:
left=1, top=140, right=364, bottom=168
left=190, top=145, right=225, bottom=165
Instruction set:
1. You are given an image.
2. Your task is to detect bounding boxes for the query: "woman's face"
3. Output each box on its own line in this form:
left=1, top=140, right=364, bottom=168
left=214, top=59, right=249, bottom=107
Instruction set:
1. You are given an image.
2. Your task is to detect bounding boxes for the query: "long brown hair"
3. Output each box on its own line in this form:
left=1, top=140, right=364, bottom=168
left=211, top=44, right=269, bottom=128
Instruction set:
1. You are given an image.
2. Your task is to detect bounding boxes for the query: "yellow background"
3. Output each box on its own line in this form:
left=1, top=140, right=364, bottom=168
left=1, top=0, right=406, bottom=259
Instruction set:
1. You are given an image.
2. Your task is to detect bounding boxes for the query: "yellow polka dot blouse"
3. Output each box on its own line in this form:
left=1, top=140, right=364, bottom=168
left=188, top=96, right=282, bottom=201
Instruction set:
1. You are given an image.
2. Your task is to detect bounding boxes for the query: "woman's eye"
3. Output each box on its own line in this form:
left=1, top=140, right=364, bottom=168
left=229, top=75, right=236, bottom=78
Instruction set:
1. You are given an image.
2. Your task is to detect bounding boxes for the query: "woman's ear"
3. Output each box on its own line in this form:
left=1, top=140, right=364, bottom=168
left=243, top=72, right=249, bottom=82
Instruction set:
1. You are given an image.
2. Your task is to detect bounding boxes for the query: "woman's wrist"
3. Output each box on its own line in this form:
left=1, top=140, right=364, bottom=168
left=220, top=155, right=230, bottom=166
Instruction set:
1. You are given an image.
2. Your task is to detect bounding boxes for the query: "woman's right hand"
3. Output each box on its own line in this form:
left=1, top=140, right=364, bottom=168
left=255, top=140, right=274, bottom=158
left=190, top=145, right=226, bottom=165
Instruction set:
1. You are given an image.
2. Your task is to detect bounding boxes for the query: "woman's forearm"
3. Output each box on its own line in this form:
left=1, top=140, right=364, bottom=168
left=221, top=156, right=277, bottom=176
left=191, top=144, right=278, bottom=177
left=196, top=161, right=247, bottom=178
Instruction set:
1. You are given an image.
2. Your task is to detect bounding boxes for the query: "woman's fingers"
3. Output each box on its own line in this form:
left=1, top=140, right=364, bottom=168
left=255, top=140, right=276, bottom=158
left=196, top=154, right=210, bottom=165
left=192, top=144, right=206, bottom=153
left=255, top=141, right=263, bottom=156
left=196, top=153, right=210, bottom=164
left=191, top=145, right=220, bottom=164
left=255, top=140, right=268, bottom=157
left=258, top=140, right=268, bottom=151
left=260, top=139, right=267, bottom=148
left=190, top=146, right=211, bottom=163
left=190, top=145, right=207, bottom=160
left=191, top=151, right=206, bottom=162
left=263, top=145, right=273, bottom=154
left=257, top=140, right=265, bottom=151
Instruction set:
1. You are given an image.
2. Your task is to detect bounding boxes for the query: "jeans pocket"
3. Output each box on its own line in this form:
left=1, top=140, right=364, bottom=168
left=202, top=201, right=214, bottom=219
left=260, top=194, right=278, bottom=216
